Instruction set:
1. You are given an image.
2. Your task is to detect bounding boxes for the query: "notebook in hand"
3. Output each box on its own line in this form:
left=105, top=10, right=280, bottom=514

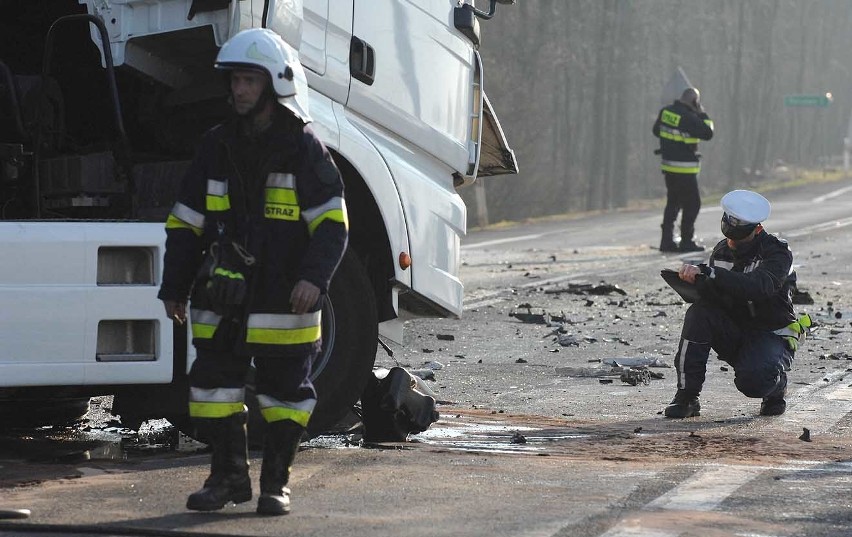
left=660, top=269, right=701, bottom=303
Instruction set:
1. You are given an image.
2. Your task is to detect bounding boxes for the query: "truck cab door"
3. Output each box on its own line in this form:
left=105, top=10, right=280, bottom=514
left=243, top=0, right=330, bottom=77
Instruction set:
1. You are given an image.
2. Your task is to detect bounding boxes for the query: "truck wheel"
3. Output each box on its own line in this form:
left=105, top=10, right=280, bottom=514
left=244, top=249, right=379, bottom=443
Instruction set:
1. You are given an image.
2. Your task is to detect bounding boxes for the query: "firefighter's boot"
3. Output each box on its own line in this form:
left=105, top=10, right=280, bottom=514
left=659, top=224, right=679, bottom=252
left=664, top=389, right=701, bottom=418
left=186, top=412, right=252, bottom=511
left=678, top=225, right=704, bottom=252
left=256, top=420, right=304, bottom=516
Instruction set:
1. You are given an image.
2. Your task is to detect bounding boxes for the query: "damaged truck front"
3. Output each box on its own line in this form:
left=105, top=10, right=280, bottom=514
left=0, top=0, right=517, bottom=435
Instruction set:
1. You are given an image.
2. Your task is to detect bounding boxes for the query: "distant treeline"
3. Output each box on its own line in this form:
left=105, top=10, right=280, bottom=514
left=469, top=0, right=852, bottom=224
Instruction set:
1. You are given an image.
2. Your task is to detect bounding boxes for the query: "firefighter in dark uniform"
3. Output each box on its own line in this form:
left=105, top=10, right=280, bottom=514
left=157, top=28, right=348, bottom=516
left=653, top=87, right=715, bottom=252
left=664, top=190, right=811, bottom=418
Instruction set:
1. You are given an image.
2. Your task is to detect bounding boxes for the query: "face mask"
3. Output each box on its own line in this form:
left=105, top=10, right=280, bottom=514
left=721, top=212, right=757, bottom=240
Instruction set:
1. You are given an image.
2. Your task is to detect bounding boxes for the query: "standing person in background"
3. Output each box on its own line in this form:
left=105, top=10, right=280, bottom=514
left=653, top=87, right=715, bottom=252
left=158, top=28, right=348, bottom=516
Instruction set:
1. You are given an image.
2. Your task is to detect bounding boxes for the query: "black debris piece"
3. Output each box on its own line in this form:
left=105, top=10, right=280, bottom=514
left=549, top=312, right=569, bottom=324
left=556, top=334, right=580, bottom=347
left=584, top=299, right=595, bottom=307
left=436, top=334, right=455, bottom=341
left=545, top=282, right=627, bottom=296
left=720, top=366, right=729, bottom=371
left=620, top=368, right=651, bottom=386
left=791, top=289, right=815, bottom=305
left=599, top=379, right=613, bottom=384
left=799, top=427, right=812, bottom=442
left=510, top=432, right=527, bottom=444
left=653, top=311, right=667, bottom=317
left=510, top=310, right=548, bottom=324
left=515, top=358, right=528, bottom=364
left=820, top=352, right=851, bottom=360
left=361, top=367, right=440, bottom=443
left=633, top=427, right=642, bottom=434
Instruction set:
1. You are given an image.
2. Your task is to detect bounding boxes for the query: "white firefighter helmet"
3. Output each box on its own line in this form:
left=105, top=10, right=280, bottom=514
left=215, top=28, right=311, bottom=122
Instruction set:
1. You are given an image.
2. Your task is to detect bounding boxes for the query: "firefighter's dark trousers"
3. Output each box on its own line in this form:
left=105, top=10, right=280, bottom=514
left=662, top=172, right=701, bottom=242
left=675, top=302, right=792, bottom=399
left=189, top=317, right=317, bottom=414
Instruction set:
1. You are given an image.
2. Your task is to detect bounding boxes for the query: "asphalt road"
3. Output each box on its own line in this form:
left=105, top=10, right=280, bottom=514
left=2, top=179, right=852, bottom=537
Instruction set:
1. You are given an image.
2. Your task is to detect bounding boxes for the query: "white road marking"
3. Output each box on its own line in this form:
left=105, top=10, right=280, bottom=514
left=596, top=375, right=852, bottom=537
left=782, top=216, right=852, bottom=238
left=645, top=466, right=764, bottom=511
left=463, top=232, right=547, bottom=250
left=767, top=373, right=852, bottom=435
left=812, top=184, right=852, bottom=203
left=599, top=528, right=679, bottom=537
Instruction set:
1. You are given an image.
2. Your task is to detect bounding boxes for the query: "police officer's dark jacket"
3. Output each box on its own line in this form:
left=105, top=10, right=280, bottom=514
left=697, top=230, right=795, bottom=331
left=158, top=106, right=349, bottom=357
left=652, top=100, right=714, bottom=175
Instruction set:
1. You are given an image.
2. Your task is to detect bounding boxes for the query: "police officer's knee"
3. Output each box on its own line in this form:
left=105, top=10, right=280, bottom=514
left=734, top=367, right=780, bottom=398
left=684, top=302, right=714, bottom=326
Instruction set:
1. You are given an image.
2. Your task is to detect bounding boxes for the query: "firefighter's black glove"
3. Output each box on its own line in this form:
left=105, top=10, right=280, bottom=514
left=204, top=240, right=255, bottom=312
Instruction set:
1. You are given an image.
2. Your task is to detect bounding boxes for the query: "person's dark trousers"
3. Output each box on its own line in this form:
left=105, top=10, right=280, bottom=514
left=662, top=172, right=701, bottom=244
left=679, top=302, right=793, bottom=399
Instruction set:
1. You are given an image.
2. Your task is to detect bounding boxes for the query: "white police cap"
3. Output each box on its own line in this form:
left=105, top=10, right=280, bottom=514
left=720, top=190, right=770, bottom=224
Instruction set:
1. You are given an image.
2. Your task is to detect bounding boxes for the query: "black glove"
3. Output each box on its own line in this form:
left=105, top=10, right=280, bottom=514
left=203, top=240, right=255, bottom=313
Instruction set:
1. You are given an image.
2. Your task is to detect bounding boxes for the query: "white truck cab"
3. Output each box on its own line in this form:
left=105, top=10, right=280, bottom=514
left=0, top=0, right=517, bottom=434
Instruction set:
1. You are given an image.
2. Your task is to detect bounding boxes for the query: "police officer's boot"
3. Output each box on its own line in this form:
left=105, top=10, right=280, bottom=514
left=659, top=224, right=679, bottom=252
left=186, top=412, right=252, bottom=511
left=256, top=420, right=304, bottom=516
left=760, top=375, right=788, bottom=416
left=664, top=389, right=701, bottom=418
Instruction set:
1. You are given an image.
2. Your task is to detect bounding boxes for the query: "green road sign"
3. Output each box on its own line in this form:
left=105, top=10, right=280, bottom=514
left=784, top=94, right=833, bottom=107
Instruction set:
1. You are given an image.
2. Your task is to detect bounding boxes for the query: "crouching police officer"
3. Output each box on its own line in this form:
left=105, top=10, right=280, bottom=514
left=664, top=190, right=810, bottom=418
left=158, top=28, right=348, bottom=515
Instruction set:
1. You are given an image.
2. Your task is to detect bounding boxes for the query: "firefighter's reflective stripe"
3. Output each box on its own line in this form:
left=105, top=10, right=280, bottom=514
left=264, top=173, right=299, bottom=221
left=191, top=308, right=221, bottom=340
left=246, top=312, right=321, bottom=345
left=166, top=202, right=205, bottom=236
left=704, top=118, right=715, bottom=130
left=302, top=196, right=348, bottom=235
left=257, top=394, right=316, bottom=426
left=661, top=109, right=681, bottom=127
left=661, top=159, right=700, bottom=174
left=213, top=268, right=244, bottom=280
left=659, top=126, right=700, bottom=145
left=189, top=387, right=246, bottom=418
left=206, top=179, right=231, bottom=212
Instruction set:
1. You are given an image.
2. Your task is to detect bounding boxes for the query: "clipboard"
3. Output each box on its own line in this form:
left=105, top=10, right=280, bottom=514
left=660, top=269, right=701, bottom=303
